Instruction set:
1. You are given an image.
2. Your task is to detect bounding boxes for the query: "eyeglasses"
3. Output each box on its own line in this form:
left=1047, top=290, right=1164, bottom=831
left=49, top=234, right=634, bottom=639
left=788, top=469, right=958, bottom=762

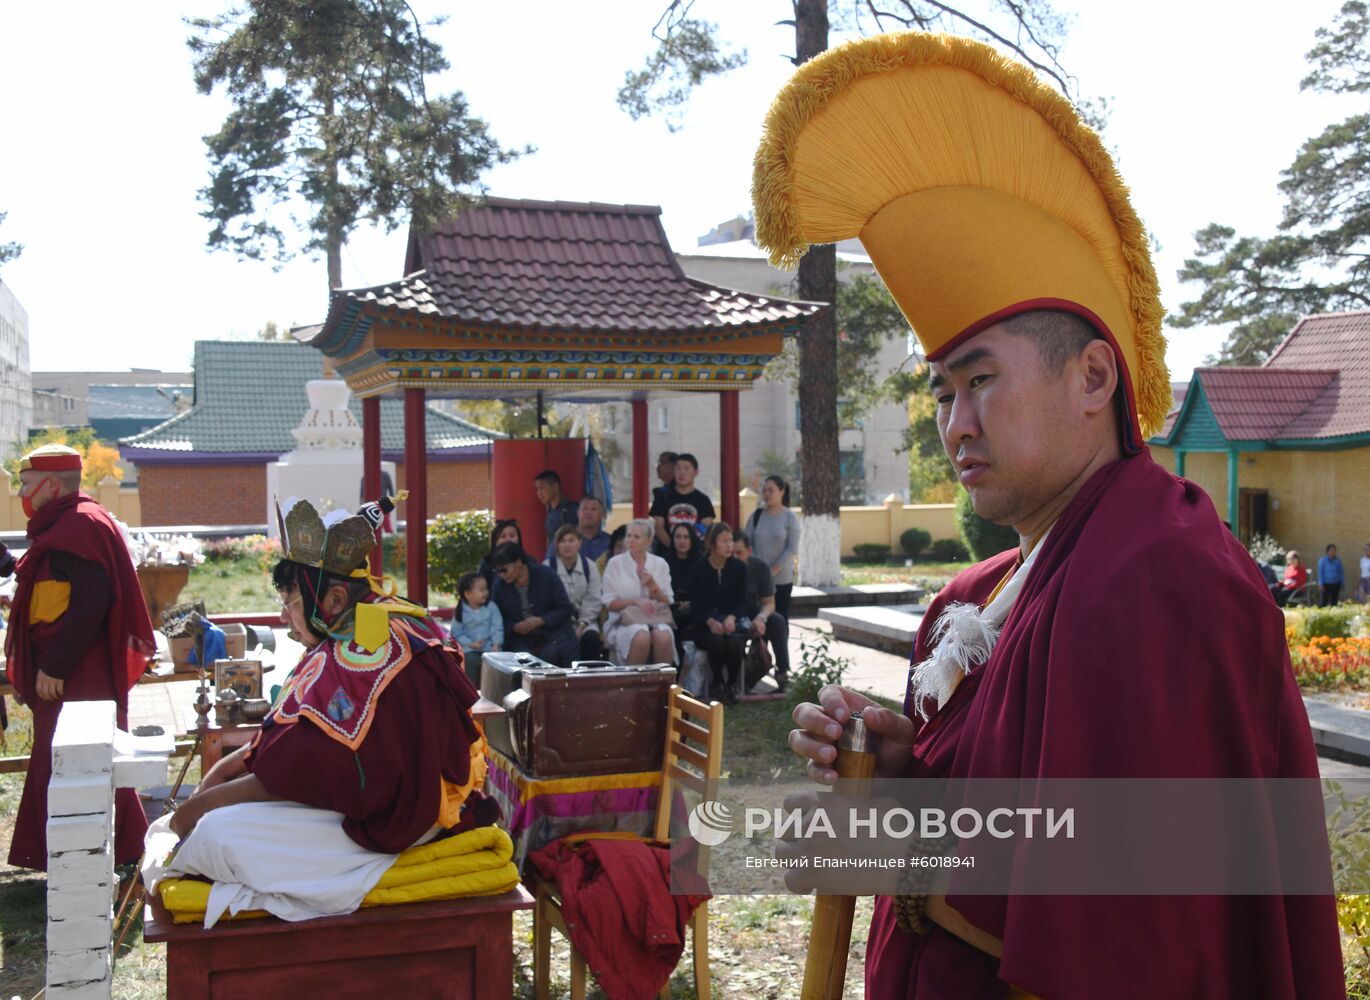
left=278, top=595, right=302, bottom=612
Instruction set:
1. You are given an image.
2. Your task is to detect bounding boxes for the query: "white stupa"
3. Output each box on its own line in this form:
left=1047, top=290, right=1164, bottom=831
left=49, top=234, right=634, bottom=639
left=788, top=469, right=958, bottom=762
left=265, top=379, right=395, bottom=537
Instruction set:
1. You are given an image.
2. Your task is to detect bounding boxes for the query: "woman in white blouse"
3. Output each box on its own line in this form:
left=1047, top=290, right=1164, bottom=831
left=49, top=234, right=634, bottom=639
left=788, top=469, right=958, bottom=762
left=601, top=518, right=676, bottom=665
left=545, top=524, right=606, bottom=660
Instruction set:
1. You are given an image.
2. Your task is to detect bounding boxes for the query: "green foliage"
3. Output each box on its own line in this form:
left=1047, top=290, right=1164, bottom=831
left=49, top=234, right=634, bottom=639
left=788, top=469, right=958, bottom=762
left=186, top=0, right=524, bottom=283
left=10, top=427, right=122, bottom=489
left=1299, top=604, right=1365, bottom=641
left=927, top=537, right=970, bottom=562
left=851, top=543, right=891, bottom=562
left=428, top=509, right=493, bottom=597
left=617, top=11, right=746, bottom=132
left=904, top=373, right=958, bottom=502
left=955, top=490, right=1018, bottom=561
left=1172, top=1, right=1370, bottom=364
left=900, top=527, right=932, bottom=558
left=790, top=632, right=851, bottom=705
left=764, top=269, right=914, bottom=429
left=453, top=399, right=576, bottom=440
left=0, top=210, right=22, bottom=267
left=203, top=534, right=279, bottom=562
left=1324, top=778, right=1370, bottom=991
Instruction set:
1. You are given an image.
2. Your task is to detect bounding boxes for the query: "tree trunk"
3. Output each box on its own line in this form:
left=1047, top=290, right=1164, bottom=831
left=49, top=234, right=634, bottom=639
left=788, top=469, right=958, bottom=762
left=327, top=230, right=343, bottom=291
left=793, top=0, right=841, bottom=586
left=324, top=91, right=344, bottom=292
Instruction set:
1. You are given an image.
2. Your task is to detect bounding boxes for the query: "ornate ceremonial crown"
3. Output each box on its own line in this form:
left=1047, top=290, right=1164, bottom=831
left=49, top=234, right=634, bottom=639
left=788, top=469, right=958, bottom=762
left=275, top=494, right=402, bottom=577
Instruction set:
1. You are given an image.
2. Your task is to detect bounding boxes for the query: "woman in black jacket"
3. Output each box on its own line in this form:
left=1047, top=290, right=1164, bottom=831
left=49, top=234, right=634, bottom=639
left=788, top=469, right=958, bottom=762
left=687, top=522, right=749, bottom=703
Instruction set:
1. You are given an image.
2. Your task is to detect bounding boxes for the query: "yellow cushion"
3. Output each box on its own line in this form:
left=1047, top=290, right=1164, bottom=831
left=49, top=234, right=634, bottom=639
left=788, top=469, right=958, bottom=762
left=159, top=825, right=518, bottom=924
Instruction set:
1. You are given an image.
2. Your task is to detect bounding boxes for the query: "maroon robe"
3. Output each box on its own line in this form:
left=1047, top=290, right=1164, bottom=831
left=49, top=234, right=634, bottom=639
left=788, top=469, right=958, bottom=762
left=6, top=491, right=154, bottom=870
left=867, top=450, right=1344, bottom=999
left=245, top=611, right=496, bottom=853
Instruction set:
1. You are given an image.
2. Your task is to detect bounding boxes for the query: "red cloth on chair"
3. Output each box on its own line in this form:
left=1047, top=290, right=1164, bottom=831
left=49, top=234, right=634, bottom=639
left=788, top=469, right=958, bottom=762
left=529, top=836, right=709, bottom=1000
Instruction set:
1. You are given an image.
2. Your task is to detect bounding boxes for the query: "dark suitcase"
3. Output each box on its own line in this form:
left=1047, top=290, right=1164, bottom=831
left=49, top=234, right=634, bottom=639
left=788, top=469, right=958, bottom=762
left=479, top=651, right=557, bottom=759
left=505, top=663, right=675, bottom=777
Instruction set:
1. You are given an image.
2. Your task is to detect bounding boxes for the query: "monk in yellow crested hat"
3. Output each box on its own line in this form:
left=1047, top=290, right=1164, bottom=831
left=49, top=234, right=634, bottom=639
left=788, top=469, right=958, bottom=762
left=752, top=30, right=1169, bottom=452
left=774, top=32, right=1345, bottom=1000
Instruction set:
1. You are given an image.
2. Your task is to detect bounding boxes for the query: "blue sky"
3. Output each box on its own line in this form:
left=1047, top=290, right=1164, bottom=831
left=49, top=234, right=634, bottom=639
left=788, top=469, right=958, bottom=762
left=0, top=1, right=1357, bottom=378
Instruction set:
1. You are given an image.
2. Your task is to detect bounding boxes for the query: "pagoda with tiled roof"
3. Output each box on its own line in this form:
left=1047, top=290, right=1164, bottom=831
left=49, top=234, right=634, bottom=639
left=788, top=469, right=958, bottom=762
left=304, top=198, right=826, bottom=603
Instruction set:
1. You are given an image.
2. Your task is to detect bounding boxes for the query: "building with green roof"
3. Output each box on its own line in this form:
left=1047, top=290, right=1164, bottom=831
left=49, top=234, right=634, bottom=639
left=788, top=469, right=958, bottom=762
left=120, top=340, right=498, bottom=526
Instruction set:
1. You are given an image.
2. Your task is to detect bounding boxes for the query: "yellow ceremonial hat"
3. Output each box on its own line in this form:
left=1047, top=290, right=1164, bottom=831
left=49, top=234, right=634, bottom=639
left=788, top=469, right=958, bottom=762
left=752, top=32, right=1169, bottom=449
left=18, top=443, right=83, bottom=474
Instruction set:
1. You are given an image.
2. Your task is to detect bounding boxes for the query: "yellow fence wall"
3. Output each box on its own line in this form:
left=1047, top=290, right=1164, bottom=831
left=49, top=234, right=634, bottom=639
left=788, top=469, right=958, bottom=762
left=606, top=491, right=957, bottom=558
left=0, top=477, right=141, bottom=532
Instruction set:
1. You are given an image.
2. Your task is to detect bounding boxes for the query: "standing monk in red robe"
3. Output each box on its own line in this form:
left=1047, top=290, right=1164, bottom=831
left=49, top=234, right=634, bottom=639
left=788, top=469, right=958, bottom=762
left=6, top=443, right=154, bottom=870
left=760, top=33, right=1346, bottom=998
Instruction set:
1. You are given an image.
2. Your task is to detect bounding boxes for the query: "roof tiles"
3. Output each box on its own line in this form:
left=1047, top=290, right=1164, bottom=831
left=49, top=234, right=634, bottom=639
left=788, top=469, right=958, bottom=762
left=1160, top=310, right=1370, bottom=445
left=120, top=341, right=496, bottom=457
left=325, top=198, right=823, bottom=337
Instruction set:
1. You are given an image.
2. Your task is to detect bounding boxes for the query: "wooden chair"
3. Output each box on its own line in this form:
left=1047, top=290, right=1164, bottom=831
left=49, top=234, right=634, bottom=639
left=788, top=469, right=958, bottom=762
left=532, top=684, right=724, bottom=1000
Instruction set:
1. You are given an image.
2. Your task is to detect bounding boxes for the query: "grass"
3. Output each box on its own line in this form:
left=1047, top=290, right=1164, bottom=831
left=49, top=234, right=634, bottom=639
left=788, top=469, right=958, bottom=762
left=179, top=551, right=457, bottom=615
left=839, top=560, right=970, bottom=589
left=2, top=691, right=872, bottom=998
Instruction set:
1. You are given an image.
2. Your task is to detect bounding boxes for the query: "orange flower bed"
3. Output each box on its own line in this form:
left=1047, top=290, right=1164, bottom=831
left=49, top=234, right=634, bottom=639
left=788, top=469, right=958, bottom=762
left=1290, top=634, right=1370, bottom=690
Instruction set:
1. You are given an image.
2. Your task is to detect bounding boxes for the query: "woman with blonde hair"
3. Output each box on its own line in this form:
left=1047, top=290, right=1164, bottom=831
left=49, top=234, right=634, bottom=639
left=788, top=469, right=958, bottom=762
left=601, top=518, right=676, bottom=665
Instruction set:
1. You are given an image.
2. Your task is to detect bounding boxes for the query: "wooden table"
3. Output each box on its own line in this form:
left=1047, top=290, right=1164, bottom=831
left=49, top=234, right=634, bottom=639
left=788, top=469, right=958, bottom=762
left=183, top=709, right=262, bottom=772
left=143, top=886, right=534, bottom=999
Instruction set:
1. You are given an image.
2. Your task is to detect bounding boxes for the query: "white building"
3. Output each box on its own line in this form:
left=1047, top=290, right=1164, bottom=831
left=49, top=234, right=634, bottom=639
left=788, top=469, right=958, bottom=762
left=0, top=280, right=32, bottom=460
left=591, top=229, right=913, bottom=507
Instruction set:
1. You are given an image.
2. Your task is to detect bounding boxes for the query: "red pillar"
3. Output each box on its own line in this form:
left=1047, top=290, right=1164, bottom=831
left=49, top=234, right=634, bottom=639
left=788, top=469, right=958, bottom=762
left=362, top=395, right=383, bottom=574
left=632, top=398, right=650, bottom=518
left=404, top=387, right=428, bottom=607
left=720, top=391, right=740, bottom=531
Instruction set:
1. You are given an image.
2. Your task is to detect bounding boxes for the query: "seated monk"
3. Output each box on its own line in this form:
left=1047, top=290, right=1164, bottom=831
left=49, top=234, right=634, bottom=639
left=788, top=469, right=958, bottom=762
left=149, top=496, right=498, bottom=924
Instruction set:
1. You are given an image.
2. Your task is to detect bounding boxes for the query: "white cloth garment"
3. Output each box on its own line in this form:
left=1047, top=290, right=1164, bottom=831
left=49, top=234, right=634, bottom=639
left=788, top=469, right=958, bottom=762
left=143, top=801, right=399, bottom=928
left=601, top=551, right=676, bottom=663
left=910, top=530, right=1050, bottom=719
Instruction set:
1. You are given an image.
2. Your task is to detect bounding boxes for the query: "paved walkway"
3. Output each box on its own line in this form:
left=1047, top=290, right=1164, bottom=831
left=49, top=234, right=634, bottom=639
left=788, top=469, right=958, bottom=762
left=789, top=616, right=911, bottom=704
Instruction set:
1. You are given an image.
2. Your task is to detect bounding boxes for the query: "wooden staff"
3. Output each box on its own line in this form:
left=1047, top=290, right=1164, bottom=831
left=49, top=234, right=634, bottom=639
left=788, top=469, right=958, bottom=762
left=801, top=711, right=878, bottom=1000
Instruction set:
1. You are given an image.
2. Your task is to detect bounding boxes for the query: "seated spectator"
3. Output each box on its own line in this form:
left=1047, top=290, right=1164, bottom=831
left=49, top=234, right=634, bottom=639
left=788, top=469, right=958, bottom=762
left=663, top=521, right=700, bottom=625
left=535, top=470, right=579, bottom=557
left=602, top=518, right=676, bottom=666
left=478, top=519, right=525, bottom=588
left=650, top=453, right=715, bottom=553
left=489, top=542, right=579, bottom=667
left=576, top=495, right=612, bottom=563
left=733, top=532, right=790, bottom=692
left=598, top=524, right=629, bottom=577
left=546, top=525, right=606, bottom=661
left=1271, top=550, right=1308, bottom=608
left=688, top=523, right=748, bottom=704
left=450, top=571, right=503, bottom=687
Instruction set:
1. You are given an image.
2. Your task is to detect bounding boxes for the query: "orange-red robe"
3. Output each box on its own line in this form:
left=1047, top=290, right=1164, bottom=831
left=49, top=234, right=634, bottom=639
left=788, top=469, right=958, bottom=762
left=6, top=491, right=154, bottom=870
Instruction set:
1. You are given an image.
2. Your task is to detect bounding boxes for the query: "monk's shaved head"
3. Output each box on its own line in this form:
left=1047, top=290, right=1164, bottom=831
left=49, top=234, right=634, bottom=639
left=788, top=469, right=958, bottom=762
left=1000, top=310, right=1100, bottom=376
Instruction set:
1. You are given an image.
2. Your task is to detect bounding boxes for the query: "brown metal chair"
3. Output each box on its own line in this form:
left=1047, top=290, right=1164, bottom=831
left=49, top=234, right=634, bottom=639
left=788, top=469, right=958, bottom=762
left=532, top=684, right=724, bottom=1000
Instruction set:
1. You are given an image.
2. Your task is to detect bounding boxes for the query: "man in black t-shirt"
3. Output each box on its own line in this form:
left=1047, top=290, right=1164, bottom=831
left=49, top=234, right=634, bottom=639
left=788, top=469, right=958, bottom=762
left=649, top=452, right=715, bottom=552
